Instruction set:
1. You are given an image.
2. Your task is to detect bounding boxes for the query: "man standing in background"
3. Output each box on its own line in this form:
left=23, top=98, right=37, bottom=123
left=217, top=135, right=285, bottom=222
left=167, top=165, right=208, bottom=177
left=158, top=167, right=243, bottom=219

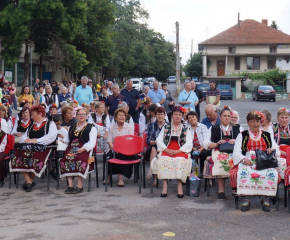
left=178, top=82, right=199, bottom=111
left=147, top=80, right=165, bottom=105
left=190, top=81, right=203, bottom=121
left=206, top=80, right=220, bottom=112
left=74, top=76, right=93, bottom=105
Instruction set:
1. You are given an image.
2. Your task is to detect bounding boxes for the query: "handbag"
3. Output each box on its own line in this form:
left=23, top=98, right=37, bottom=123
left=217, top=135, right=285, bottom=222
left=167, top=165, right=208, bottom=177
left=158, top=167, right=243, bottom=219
left=219, top=142, right=234, bottom=153
left=255, top=149, right=278, bottom=170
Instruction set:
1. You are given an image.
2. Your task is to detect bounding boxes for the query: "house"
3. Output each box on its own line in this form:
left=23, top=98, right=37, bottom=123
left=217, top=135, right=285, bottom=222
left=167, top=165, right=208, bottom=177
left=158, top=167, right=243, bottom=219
left=198, top=19, right=290, bottom=98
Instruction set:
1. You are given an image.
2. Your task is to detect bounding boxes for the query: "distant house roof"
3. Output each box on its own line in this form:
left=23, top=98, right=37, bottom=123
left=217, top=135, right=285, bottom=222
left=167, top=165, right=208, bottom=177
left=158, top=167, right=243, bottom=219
left=199, top=19, right=290, bottom=45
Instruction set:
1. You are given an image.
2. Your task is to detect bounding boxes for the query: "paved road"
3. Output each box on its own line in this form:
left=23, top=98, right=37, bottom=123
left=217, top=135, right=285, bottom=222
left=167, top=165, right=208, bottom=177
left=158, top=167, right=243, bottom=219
left=2, top=86, right=290, bottom=240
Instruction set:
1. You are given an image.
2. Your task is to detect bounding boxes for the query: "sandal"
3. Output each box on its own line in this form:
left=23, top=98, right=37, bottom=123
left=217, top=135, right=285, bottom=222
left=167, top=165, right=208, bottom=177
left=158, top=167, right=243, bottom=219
left=241, top=201, right=250, bottom=212
left=103, top=179, right=110, bottom=185
left=261, top=200, right=270, bottom=212
left=117, top=180, right=124, bottom=187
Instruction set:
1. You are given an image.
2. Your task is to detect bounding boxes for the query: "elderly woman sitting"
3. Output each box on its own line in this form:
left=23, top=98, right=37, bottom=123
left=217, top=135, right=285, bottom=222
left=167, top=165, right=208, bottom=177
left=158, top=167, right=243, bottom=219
left=10, top=105, right=57, bottom=192
left=230, top=110, right=244, bottom=132
left=59, top=108, right=97, bottom=194
left=186, top=111, right=208, bottom=175
left=230, top=111, right=281, bottom=212
left=61, top=106, right=77, bottom=130
left=260, top=109, right=274, bottom=138
left=105, top=108, right=135, bottom=187
left=111, top=102, right=134, bottom=127
left=151, top=106, right=193, bottom=198
left=58, top=87, right=70, bottom=104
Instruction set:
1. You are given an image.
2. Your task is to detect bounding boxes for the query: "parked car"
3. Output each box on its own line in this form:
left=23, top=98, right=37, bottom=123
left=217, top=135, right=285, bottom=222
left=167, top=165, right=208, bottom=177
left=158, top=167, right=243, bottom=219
left=252, top=85, right=276, bottom=102
left=217, top=84, right=233, bottom=100
left=168, top=76, right=176, bottom=84
left=142, top=78, right=150, bottom=86
left=197, top=83, right=210, bottom=98
left=147, top=77, right=156, bottom=83
left=129, top=78, right=143, bottom=92
left=191, top=77, right=199, bottom=82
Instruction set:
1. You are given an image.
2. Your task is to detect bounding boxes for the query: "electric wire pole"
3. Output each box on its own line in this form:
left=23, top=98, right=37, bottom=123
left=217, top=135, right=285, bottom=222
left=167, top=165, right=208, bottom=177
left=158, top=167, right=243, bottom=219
left=176, top=21, right=180, bottom=96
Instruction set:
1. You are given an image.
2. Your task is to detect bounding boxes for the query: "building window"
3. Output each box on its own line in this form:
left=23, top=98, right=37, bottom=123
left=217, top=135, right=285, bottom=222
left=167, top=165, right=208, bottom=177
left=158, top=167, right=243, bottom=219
left=268, top=57, right=276, bottom=69
left=229, top=47, right=236, bottom=54
left=270, top=46, right=277, bottom=53
left=247, top=57, right=260, bottom=70
left=234, top=57, right=240, bottom=70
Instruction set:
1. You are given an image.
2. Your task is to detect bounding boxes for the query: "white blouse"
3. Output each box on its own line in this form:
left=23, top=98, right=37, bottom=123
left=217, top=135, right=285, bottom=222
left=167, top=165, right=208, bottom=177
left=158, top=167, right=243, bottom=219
left=0, top=133, right=7, bottom=153
left=21, top=119, right=57, bottom=145
left=0, top=118, right=8, bottom=134
left=63, top=125, right=97, bottom=152
left=139, top=112, right=147, bottom=135
left=11, top=118, right=30, bottom=135
left=233, top=132, right=280, bottom=165
left=189, top=122, right=208, bottom=147
left=156, top=125, right=193, bottom=153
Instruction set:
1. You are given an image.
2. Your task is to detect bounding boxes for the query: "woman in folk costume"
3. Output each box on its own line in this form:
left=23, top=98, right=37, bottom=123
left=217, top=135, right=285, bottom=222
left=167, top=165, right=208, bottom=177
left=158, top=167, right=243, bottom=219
left=230, top=111, right=281, bottom=212
left=203, top=106, right=240, bottom=200
left=44, top=85, right=59, bottom=112
left=10, top=105, right=57, bottom=192
left=151, top=106, right=193, bottom=198
left=59, top=108, right=97, bottom=194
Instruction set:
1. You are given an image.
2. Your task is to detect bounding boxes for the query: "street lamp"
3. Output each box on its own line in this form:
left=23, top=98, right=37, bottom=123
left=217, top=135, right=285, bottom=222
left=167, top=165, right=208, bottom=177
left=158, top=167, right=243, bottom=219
left=27, top=41, right=34, bottom=93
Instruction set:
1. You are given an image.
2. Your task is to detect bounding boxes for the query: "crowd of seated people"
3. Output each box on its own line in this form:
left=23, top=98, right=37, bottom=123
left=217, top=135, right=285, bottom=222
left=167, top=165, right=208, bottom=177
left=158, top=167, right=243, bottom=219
left=2, top=76, right=290, bottom=215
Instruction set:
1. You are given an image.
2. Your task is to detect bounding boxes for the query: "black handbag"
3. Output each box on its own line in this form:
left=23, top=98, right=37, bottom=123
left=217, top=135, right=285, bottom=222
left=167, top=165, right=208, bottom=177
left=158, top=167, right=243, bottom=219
left=219, top=142, right=234, bottom=153
left=255, top=149, right=278, bottom=170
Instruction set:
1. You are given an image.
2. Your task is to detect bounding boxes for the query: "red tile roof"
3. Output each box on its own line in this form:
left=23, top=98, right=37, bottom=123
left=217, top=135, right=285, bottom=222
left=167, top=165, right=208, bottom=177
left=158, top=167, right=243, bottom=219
left=199, top=19, right=290, bottom=45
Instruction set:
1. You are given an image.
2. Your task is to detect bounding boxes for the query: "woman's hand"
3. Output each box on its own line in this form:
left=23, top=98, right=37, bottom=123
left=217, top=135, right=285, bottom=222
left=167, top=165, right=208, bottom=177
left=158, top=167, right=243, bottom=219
left=164, top=148, right=174, bottom=156
left=243, top=159, right=253, bottom=166
left=229, top=139, right=236, bottom=144
left=58, top=133, right=64, bottom=139
left=76, top=148, right=86, bottom=154
left=217, top=140, right=226, bottom=145
left=266, top=148, right=275, bottom=154
left=171, top=150, right=181, bottom=156
left=103, top=132, right=108, bottom=140
left=14, top=132, right=22, bottom=137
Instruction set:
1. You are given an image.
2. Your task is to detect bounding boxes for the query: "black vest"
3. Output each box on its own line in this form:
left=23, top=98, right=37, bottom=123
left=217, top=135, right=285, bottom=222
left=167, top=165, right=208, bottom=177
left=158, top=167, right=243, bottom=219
left=69, top=123, right=93, bottom=144
left=272, top=123, right=290, bottom=145
left=27, top=119, right=56, bottom=145
left=241, top=130, right=272, bottom=155
left=90, top=113, right=107, bottom=126
left=210, top=124, right=240, bottom=143
left=44, top=93, right=57, bottom=106
left=16, top=119, right=33, bottom=133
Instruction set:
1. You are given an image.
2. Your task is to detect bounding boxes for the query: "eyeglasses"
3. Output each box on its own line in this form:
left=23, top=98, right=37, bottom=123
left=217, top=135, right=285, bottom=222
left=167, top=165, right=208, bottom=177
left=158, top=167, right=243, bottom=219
left=76, top=114, right=87, bottom=116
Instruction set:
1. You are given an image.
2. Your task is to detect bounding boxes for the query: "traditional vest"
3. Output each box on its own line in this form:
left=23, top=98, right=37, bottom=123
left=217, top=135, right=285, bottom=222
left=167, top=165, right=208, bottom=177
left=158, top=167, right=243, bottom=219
left=27, top=119, right=55, bottom=145
left=272, top=123, right=290, bottom=145
left=210, top=124, right=240, bottom=143
left=44, top=93, right=57, bottom=106
left=91, top=113, right=107, bottom=126
left=16, top=119, right=33, bottom=133
left=163, top=123, right=188, bottom=147
left=69, top=123, right=93, bottom=144
left=241, top=130, right=272, bottom=155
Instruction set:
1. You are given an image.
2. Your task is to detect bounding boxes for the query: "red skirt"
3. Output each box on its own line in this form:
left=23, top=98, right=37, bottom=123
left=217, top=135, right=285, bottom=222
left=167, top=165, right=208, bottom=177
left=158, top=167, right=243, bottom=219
left=161, top=140, right=188, bottom=158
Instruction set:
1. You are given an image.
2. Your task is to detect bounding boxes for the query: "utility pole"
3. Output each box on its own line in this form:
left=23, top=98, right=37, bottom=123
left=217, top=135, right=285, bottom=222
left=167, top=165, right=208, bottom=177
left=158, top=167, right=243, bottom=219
left=176, top=21, right=180, bottom=96
left=190, top=39, right=193, bottom=58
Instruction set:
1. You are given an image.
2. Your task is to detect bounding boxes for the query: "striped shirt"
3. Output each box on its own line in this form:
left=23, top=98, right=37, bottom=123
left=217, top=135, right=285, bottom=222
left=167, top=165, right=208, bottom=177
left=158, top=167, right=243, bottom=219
left=206, top=88, right=220, bottom=106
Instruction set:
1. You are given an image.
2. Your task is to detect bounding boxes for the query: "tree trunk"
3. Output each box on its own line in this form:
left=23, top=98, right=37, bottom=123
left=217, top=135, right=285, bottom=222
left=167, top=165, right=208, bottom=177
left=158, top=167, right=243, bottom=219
left=22, top=44, right=29, bottom=87
left=39, top=54, right=43, bottom=83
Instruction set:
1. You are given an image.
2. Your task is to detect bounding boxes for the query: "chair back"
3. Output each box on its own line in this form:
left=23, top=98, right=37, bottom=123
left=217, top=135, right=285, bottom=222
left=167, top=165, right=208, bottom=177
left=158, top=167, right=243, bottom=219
left=286, top=147, right=290, bottom=166
left=134, top=123, right=139, bottom=135
left=113, top=135, right=143, bottom=156
left=12, top=117, right=16, bottom=126
left=5, top=134, right=15, bottom=154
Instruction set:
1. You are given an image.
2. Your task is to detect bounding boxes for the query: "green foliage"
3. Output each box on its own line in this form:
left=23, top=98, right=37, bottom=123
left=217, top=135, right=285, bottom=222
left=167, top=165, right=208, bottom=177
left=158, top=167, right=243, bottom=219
left=228, top=68, right=288, bottom=85
left=271, top=20, right=279, bottom=30
left=184, top=52, right=202, bottom=78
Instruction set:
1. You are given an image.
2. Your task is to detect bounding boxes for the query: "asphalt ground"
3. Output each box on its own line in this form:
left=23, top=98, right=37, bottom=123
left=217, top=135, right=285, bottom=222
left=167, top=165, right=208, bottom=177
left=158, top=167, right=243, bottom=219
left=1, top=85, right=290, bottom=240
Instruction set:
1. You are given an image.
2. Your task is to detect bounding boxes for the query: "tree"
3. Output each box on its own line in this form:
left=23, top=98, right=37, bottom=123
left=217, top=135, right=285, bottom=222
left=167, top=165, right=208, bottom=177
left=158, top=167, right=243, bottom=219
left=184, top=52, right=202, bottom=79
left=271, top=21, right=279, bottom=30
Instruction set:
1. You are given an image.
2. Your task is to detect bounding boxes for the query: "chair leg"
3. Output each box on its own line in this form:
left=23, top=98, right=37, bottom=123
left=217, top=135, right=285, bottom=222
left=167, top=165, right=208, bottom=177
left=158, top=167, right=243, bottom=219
left=156, top=175, right=159, bottom=189
left=207, top=179, right=210, bottom=197
left=88, top=174, right=91, bottom=192
left=9, top=171, right=11, bottom=189
left=276, top=184, right=279, bottom=211
left=105, top=160, right=108, bottom=192
left=16, top=172, right=19, bottom=189
left=56, top=158, right=59, bottom=190
left=143, top=160, right=146, bottom=189
left=288, top=190, right=290, bottom=214
left=95, top=157, right=99, bottom=188
left=103, top=158, right=105, bottom=182
left=139, top=161, right=142, bottom=193
left=14, top=172, right=16, bottom=184
left=235, top=196, right=239, bottom=209
left=110, top=163, right=112, bottom=188
left=284, top=185, right=287, bottom=208
left=186, top=177, right=189, bottom=196
left=47, top=159, right=51, bottom=191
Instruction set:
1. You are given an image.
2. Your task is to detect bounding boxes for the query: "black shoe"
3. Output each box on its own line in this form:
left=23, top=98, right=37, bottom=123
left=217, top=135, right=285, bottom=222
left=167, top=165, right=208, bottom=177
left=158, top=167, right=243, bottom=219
left=261, top=200, right=270, bottom=212
left=218, top=192, right=225, bottom=199
left=73, top=187, right=83, bottom=194
left=241, top=201, right=250, bottom=212
left=0, top=179, right=4, bottom=187
left=64, top=187, right=74, bottom=194
left=160, top=193, right=167, bottom=198
left=50, top=170, right=57, bottom=179
left=22, top=182, right=36, bottom=190
left=177, top=194, right=184, bottom=198
left=25, top=184, right=33, bottom=192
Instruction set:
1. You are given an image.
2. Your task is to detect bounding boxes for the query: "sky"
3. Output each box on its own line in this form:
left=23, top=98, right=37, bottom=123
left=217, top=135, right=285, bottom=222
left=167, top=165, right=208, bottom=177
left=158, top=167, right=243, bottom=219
left=141, top=0, right=290, bottom=64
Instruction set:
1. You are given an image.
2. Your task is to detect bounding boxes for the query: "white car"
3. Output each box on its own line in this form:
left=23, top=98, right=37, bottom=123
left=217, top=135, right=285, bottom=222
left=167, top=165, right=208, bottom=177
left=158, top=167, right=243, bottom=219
left=129, top=78, right=143, bottom=92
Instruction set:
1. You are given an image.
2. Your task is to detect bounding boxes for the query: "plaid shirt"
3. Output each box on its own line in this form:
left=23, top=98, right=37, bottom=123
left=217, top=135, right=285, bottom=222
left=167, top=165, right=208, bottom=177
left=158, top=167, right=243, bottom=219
left=146, top=120, right=166, bottom=146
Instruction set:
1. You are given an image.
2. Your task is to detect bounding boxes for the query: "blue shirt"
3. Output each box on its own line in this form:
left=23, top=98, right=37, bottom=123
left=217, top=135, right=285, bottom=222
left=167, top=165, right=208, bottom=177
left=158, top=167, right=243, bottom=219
left=120, top=88, right=140, bottom=110
left=147, top=89, right=165, bottom=104
left=178, top=90, right=199, bottom=111
left=105, top=94, right=128, bottom=116
left=74, top=85, right=93, bottom=105
left=58, top=93, right=70, bottom=103
left=201, top=117, right=221, bottom=129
